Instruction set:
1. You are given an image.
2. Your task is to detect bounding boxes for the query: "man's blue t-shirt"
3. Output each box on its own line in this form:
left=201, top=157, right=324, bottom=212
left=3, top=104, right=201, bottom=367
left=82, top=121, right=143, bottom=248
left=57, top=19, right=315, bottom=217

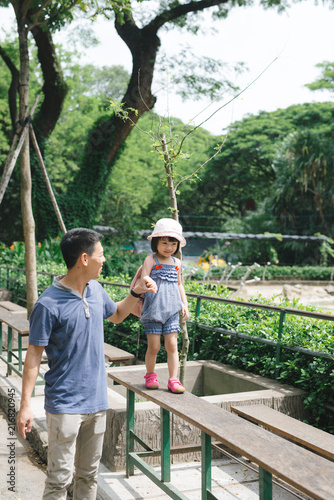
left=29, top=277, right=117, bottom=414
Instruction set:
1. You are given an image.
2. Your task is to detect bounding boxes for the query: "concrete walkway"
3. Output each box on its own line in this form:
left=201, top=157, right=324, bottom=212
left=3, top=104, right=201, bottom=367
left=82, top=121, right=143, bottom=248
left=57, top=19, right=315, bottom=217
left=0, top=363, right=308, bottom=500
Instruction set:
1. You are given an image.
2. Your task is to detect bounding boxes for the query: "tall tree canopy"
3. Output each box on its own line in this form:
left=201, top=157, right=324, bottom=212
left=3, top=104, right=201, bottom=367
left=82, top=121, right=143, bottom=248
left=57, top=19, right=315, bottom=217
left=0, top=0, right=320, bottom=240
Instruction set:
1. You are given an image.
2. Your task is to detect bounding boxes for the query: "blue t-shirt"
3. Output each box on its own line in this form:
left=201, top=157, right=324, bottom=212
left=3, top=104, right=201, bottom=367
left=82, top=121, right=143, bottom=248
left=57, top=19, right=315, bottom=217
left=29, top=278, right=117, bottom=414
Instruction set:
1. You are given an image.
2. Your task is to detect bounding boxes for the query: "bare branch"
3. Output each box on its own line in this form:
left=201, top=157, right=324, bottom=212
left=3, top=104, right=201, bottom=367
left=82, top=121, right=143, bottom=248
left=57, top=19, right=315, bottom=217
left=174, top=56, right=279, bottom=157
left=174, top=127, right=230, bottom=191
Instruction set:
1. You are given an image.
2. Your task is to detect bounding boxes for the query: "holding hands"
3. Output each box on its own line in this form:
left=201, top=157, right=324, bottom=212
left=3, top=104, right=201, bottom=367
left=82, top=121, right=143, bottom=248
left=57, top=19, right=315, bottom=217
left=135, top=275, right=158, bottom=295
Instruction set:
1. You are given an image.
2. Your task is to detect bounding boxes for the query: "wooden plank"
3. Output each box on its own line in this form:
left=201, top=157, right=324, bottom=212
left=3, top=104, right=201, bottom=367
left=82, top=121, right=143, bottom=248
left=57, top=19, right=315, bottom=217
left=0, top=301, right=27, bottom=314
left=231, top=404, right=334, bottom=460
left=0, top=306, right=29, bottom=335
left=108, top=368, right=334, bottom=500
left=104, top=343, right=134, bottom=362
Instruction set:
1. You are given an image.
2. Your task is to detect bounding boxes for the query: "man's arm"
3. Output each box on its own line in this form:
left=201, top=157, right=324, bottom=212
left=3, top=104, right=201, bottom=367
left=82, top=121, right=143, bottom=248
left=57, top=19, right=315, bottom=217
left=17, top=344, right=44, bottom=439
left=108, top=275, right=157, bottom=324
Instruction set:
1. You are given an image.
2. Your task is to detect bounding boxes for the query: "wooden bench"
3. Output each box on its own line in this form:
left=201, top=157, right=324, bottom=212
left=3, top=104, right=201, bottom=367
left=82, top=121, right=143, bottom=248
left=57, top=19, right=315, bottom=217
left=231, top=403, right=334, bottom=461
left=0, top=300, right=27, bottom=317
left=104, top=342, right=134, bottom=366
left=0, top=305, right=32, bottom=377
left=108, top=368, right=334, bottom=500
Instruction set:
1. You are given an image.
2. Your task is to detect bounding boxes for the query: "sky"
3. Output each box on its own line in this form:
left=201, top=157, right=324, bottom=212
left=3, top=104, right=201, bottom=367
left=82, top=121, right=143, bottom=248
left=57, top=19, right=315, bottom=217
left=1, top=1, right=333, bottom=135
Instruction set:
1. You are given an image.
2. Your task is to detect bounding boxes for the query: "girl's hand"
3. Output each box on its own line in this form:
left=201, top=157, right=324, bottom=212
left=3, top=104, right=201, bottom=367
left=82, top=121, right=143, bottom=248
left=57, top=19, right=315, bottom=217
left=135, top=276, right=157, bottom=295
left=182, top=306, right=190, bottom=321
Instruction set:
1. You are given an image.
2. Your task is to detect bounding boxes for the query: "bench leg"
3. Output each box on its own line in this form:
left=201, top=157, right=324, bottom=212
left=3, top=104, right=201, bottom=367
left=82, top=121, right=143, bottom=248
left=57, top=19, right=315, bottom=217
left=18, top=334, right=22, bottom=372
left=161, top=408, right=171, bottom=482
left=201, top=431, right=212, bottom=500
left=126, top=388, right=135, bottom=478
left=259, top=467, right=273, bottom=500
left=0, top=321, right=2, bottom=355
left=7, top=326, right=12, bottom=376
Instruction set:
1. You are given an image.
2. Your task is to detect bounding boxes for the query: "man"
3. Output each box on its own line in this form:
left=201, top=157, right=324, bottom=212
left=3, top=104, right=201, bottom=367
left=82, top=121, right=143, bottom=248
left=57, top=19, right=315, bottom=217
left=17, top=228, right=157, bottom=499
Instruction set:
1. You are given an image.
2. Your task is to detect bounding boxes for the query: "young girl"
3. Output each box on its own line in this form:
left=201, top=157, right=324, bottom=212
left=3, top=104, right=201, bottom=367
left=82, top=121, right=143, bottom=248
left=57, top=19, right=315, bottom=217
left=140, top=218, right=189, bottom=393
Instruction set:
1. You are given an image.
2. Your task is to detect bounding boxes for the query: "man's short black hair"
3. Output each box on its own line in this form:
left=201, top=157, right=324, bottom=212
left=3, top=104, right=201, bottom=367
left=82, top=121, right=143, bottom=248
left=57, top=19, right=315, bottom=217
left=60, top=228, right=103, bottom=269
left=151, top=236, right=180, bottom=255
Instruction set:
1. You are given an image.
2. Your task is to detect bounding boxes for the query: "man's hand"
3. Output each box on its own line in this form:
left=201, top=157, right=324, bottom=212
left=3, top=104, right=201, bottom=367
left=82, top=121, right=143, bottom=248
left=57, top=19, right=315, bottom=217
left=17, top=405, right=33, bottom=439
left=134, top=275, right=157, bottom=295
left=16, top=344, right=44, bottom=439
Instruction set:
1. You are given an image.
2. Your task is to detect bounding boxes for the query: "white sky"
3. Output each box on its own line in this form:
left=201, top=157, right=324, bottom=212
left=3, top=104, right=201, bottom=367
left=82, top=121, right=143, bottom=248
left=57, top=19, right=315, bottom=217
left=1, top=1, right=333, bottom=135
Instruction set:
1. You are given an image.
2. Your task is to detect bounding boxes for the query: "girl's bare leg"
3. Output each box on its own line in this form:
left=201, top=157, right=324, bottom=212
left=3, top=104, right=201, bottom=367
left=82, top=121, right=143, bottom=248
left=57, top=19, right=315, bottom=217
left=145, top=334, right=161, bottom=373
left=164, top=332, right=179, bottom=379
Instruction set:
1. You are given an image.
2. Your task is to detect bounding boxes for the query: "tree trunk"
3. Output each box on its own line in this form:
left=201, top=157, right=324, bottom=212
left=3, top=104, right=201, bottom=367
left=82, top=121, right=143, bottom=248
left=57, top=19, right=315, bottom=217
left=17, top=15, right=38, bottom=316
left=161, top=134, right=189, bottom=385
left=31, top=25, right=68, bottom=137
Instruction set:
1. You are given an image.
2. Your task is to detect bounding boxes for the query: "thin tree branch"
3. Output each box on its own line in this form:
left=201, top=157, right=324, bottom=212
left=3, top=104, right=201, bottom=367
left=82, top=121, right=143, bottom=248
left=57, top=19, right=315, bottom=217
left=174, top=56, right=279, bottom=157
left=174, top=126, right=230, bottom=191
left=32, top=0, right=53, bottom=27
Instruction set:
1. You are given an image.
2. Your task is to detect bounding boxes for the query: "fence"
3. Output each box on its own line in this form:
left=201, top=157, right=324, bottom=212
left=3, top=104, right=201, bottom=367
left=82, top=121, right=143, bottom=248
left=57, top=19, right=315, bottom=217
left=1, top=265, right=333, bottom=367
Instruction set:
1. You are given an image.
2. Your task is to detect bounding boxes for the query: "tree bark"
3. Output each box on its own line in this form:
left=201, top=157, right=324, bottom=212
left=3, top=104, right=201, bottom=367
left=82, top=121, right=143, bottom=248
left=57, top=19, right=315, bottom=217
left=0, top=44, right=19, bottom=129
left=161, top=134, right=189, bottom=385
left=17, top=11, right=38, bottom=315
left=30, top=25, right=68, bottom=137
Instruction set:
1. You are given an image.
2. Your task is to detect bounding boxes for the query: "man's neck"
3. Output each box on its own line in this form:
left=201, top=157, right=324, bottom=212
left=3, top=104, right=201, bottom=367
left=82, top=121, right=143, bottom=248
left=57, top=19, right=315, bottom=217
left=59, top=271, right=89, bottom=296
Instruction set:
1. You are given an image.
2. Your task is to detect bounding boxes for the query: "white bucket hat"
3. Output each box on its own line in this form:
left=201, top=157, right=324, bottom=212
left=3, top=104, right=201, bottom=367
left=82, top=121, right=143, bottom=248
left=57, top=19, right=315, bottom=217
left=147, top=218, right=186, bottom=247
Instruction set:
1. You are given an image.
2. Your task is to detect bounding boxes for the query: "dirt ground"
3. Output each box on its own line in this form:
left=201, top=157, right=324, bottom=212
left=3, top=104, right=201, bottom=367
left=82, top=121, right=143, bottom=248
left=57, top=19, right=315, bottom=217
left=230, top=282, right=334, bottom=313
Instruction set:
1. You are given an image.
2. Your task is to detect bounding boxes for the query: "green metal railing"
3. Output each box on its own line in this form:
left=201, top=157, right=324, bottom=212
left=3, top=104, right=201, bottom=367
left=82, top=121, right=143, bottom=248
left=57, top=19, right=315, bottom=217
left=1, top=265, right=333, bottom=372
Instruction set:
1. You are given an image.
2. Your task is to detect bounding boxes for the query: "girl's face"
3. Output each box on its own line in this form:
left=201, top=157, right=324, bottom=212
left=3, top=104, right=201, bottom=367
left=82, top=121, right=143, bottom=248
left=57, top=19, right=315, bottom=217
left=156, top=237, right=178, bottom=257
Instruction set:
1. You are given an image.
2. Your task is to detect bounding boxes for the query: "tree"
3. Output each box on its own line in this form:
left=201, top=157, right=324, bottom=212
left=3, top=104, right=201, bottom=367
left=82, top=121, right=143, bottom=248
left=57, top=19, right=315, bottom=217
left=99, top=113, right=215, bottom=235
left=1, top=0, right=305, bottom=240
left=0, top=0, right=84, bottom=313
left=305, top=61, right=334, bottom=93
left=268, top=124, right=334, bottom=234
left=179, top=102, right=334, bottom=230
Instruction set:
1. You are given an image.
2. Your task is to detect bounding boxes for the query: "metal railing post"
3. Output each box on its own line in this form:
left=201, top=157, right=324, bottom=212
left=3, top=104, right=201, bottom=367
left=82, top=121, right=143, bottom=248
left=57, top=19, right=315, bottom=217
left=192, top=297, right=201, bottom=356
left=275, top=310, right=286, bottom=378
left=126, top=388, right=135, bottom=477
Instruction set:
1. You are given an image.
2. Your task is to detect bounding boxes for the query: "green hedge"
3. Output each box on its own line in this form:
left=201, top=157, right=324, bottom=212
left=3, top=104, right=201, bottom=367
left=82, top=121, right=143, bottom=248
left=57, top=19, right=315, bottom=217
left=1, top=260, right=333, bottom=432
left=103, top=280, right=334, bottom=432
left=192, top=264, right=334, bottom=281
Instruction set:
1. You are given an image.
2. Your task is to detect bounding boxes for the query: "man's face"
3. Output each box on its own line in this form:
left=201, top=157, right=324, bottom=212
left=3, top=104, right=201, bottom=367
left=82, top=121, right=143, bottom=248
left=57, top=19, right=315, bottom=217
left=87, top=241, right=106, bottom=279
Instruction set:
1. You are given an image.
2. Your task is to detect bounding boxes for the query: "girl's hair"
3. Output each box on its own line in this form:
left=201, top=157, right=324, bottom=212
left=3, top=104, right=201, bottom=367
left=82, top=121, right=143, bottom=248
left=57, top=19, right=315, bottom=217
left=151, top=236, right=180, bottom=255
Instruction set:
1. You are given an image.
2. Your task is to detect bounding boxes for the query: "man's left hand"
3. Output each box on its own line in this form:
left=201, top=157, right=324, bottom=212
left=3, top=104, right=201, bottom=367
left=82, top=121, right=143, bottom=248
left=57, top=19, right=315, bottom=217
left=134, top=276, right=157, bottom=295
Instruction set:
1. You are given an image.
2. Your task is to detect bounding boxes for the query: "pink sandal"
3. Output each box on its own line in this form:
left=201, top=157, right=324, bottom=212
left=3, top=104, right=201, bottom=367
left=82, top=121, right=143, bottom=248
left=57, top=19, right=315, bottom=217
left=144, top=372, right=159, bottom=389
left=168, top=378, right=185, bottom=394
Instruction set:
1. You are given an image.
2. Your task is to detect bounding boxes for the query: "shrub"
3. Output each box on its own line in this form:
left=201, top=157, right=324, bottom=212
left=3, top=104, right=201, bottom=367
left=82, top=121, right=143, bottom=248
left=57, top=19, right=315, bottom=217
left=1, top=248, right=333, bottom=432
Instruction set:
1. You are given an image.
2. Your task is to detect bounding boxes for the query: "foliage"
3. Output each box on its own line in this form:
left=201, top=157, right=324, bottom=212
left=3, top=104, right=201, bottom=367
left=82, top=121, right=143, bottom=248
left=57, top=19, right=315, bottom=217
left=267, top=125, right=334, bottom=237
left=2, top=0, right=312, bottom=244
left=305, top=61, right=334, bottom=93
left=2, top=250, right=334, bottom=430
left=44, top=60, right=130, bottom=194
left=0, top=236, right=65, bottom=267
left=99, top=112, right=216, bottom=233
left=180, top=102, right=334, bottom=229
left=190, top=263, right=334, bottom=282
left=105, top=280, right=334, bottom=432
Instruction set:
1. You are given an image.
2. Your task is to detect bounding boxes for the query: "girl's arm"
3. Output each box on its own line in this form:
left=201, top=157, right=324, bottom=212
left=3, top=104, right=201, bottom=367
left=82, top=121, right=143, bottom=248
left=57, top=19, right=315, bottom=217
left=109, top=275, right=157, bottom=324
left=109, top=256, right=157, bottom=324
left=141, top=256, right=151, bottom=279
left=177, top=259, right=190, bottom=321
